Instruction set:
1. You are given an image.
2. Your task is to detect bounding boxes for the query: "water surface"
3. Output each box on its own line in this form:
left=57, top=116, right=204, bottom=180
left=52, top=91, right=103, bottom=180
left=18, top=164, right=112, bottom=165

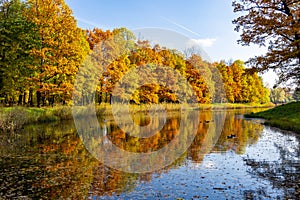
left=0, top=108, right=299, bottom=199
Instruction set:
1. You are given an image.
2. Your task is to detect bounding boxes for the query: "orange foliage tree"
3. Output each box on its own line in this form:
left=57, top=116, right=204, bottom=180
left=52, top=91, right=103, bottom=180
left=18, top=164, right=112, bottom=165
left=26, top=0, right=90, bottom=106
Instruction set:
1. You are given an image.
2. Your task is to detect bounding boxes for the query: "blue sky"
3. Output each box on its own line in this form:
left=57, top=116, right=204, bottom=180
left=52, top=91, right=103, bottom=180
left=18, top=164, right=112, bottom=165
left=65, top=0, right=276, bottom=87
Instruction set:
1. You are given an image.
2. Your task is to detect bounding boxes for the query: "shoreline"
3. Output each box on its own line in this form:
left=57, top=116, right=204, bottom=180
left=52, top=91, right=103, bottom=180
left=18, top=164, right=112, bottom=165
left=244, top=102, right=300, bottom=134
left=0, top=103, right=274, bottom=132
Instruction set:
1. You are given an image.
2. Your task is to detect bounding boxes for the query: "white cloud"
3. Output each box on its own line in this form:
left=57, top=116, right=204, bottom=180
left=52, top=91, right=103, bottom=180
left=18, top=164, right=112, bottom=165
left=188, top=38, right=217, bottom=48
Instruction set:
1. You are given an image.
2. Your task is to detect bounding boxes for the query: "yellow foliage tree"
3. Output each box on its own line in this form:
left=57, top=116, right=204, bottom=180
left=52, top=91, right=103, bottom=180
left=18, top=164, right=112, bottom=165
left=26, top=0, right=90, bottom=106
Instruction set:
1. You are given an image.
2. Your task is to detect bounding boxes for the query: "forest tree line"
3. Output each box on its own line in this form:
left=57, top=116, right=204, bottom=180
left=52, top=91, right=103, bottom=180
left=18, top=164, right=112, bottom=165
left=1, top=0, right=270, bottom=106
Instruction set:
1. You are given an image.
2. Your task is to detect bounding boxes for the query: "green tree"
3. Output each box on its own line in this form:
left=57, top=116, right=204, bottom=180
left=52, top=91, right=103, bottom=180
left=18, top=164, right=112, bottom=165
left=232, top=0, right=300, bottom=84
left=270, top=88, right=286, bottom=104
left=262, top=87, right=271, bottom=104
left=0, top=0, right=40, bottom=105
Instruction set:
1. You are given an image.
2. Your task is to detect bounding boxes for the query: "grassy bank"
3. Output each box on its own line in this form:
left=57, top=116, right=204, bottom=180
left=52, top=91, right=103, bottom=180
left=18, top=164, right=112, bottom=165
left=0, top=102, right=274, bottom=132
left=208, top=102, right=274, bottom=110
left=245, top=102, right=300, bottom=134
left=0, top=107, right=72, bottom=132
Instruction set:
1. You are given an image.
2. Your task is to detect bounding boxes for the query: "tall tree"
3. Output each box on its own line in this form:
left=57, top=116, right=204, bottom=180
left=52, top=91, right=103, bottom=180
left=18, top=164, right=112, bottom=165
left=231, top=60, right=245, bottom=103
left=84, top=28, right=136, bottom=104
left=217, top=62, right=235, bottom=103
left=187, top=54, right=212, bottom=103
left=26, top=0, right=89, bottom=106
left=0, top=0, right=40, bottom=105
left=210, top=63, right=227, bottom=103
left=232, top=0, right=300, bottom=84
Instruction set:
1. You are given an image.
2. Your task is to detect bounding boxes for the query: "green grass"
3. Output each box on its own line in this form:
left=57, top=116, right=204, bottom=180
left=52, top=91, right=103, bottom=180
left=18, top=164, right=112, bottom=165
left=0, top=102, right=274, bottom=132
left=209, top=102, right=274, bottom=110
left=245, top=102, right=300, bottom=134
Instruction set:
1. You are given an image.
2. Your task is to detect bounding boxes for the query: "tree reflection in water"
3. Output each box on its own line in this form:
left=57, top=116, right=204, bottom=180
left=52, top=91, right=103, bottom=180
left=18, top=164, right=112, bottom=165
left=0, top=109, right=296, bottom=199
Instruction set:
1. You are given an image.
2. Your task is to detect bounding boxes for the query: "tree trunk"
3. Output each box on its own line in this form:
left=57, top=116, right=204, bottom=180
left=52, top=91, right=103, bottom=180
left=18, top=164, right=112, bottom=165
left=18, top=94, right=23, bottom=105
left=98, top=92, right=102, bottom=105
left=108, top=93, right=112, bottom=104
left=23, top=92, right=27, bottom=105
left=28, top=90, right=33, bottom=106
left=37, top=91, right=41, bottom=107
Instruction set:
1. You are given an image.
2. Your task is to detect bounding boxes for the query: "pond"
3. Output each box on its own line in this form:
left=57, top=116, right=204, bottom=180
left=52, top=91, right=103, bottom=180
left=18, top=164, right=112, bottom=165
left=0, top=108, right=299, bottom=199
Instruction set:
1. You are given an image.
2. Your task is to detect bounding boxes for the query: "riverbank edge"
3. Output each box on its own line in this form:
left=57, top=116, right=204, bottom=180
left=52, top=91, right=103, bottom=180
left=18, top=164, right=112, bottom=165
left=244, top=102, right=300, bottom=134
left=0, top=103, right=274, bottom=132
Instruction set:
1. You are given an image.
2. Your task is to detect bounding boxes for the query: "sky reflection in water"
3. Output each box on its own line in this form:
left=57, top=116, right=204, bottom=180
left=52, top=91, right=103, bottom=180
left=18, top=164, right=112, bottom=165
left=0, top=109, right=299, bottom=199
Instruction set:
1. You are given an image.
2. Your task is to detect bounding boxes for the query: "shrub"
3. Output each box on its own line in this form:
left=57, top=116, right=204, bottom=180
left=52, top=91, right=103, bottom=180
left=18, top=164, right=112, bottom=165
left=52, top=106, right=73, bottom=120
left=0, top=107, right=28, bottom=132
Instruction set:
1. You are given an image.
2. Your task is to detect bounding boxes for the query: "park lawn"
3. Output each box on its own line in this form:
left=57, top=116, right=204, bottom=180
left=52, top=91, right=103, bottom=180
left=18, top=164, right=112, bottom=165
left=245, top=102, right=300, bottom=134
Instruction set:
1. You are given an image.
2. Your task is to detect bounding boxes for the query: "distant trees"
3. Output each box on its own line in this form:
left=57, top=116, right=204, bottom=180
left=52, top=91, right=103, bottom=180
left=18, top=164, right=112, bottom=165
left=83, top=29, right=270, bottom=105
left=216, top=60, right=270, bottom=104
left=81, top=32, right=213, bottom=104
left=0, top=0, right=271, bottom=106
left=270, top=88, right=286, bottom=104
left=232, top=0, right=300, bottom=85
left=270, top=87, right=295, bottom=104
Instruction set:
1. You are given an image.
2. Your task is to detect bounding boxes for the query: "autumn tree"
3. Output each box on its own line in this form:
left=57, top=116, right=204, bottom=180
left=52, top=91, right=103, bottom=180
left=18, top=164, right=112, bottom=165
left=0, top=0, right=40, bottom=105
left=73, top=50, right=103, bottom=105
left=230, top=60, right=244, bottom=102
left=269, top=87, right=294, bottom=103
left=217, top=62, right=235, bottom=103
left=217, top=60, right=269, bottom=103
left=245, top=73, right=263, bottom=103
left=186, top=55, right=211, bottom=103
left=83, top=28, right=136, bottom=104
left=86, top=28, right=113, bottom=51
left=85, top=28, right=114, bottom=104
left=232, top=0, right=300, bottom=84
left=26, top=0, right=89, bottom=106
left=128, top=44, right=171, bottom=104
